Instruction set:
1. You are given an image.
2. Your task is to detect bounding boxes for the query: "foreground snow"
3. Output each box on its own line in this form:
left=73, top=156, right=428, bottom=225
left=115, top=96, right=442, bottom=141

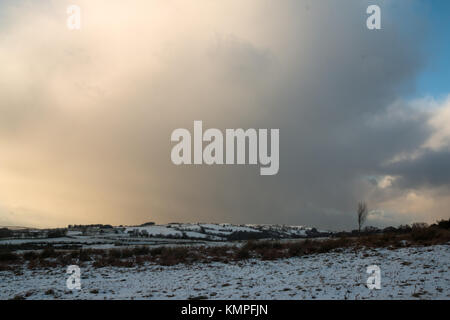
left=1, top=244, right=448, bottom=300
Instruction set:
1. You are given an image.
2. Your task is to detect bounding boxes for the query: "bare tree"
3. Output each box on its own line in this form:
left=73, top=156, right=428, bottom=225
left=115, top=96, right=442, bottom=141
left=357, top=201, right=368, bottom=234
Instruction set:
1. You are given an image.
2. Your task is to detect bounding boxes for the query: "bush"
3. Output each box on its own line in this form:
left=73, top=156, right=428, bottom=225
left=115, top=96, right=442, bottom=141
left=23, top=251, right=38, bottom=261
left=236, top=247, right=250, bottom=260
left=0, top=252, right=19, bottom=262
left=56, top=254, right=75, bottom=266
left=121, top=249, right=134, bottom=259
left=149, top=247, right=163, bottom=256
left=133, top=246, right=150, bottom=256
left=39, top=248, right=57, bottom=259
left=412, top=222, right=428, bottom=230
left=0, top=228, right=13, bottom=238
left=161, top=247, right=189, bottom=259
left=437, top=219, right=450, bottom=230
left=208, top=246, right=231, bottom=258
left=44, top=289, right=55, bottom=295
left=78, top=250, right=92, bottom=262
left=411, top=223, right=437, bottom=242
left=242, top=240, right=282, bottom=252
left=261, top=248, right=285, bottom=260
left=109, top=249, right=122, bottom=259
left=287, top=242, right=305, bottom=257
left=107, top=248, right=132, bottom=259
left=93, top=256, right=135, bottom=268
left=47, top=229, right=67, bottom=238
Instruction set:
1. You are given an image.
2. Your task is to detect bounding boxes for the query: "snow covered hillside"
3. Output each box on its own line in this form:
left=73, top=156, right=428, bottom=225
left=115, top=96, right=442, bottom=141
left=0, top=223, right=330, bottom=251
left=123, top=223, right=328, bottom=240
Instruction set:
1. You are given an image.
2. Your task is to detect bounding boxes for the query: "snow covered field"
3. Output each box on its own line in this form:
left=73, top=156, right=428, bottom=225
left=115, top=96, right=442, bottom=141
left=1, top=244, right=448, bottom=300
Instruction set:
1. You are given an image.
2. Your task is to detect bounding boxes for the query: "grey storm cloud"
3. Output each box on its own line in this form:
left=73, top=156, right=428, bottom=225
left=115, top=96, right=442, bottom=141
left=386, top=150, right=450, bottom=189
left=0, top=0, right=448, bottom=229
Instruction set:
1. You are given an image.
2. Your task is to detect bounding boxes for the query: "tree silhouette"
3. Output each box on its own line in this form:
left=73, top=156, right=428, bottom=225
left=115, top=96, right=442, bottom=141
left=357, top=201, right=368, bottom=234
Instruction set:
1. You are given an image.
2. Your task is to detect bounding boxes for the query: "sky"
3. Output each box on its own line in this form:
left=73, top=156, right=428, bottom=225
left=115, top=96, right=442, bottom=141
left=0, top=0, right=449, bottom=230
left=415, top=1, right=450, bottom=98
